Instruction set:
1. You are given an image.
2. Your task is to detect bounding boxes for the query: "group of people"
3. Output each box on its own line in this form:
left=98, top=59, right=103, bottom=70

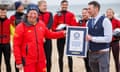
left=0, top=0, right=120, bottom=72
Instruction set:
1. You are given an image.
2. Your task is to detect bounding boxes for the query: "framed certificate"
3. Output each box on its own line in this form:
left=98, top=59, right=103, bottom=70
left=65, top=26, right=88, bottom=57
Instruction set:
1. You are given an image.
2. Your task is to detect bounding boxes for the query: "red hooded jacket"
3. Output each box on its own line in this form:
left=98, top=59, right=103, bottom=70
left=52, top=11, right=77, bottom=31
left=14, top=20, right=64, bottom=65
left=0, top=18, right=11, bottom=44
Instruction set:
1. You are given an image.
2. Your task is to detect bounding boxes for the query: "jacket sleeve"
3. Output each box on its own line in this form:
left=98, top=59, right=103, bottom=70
left=52, top=14, right=58, bottom=31
left=10, top=16, right=15, bottom=36
left=47, top=12, right=53, bottom=29
left=117, top=20, right=120, bottom=28
left=45, top=27, right=65, bottom=39
left=70, top=13, right=78, bottom=26
left=13, top=24, right=24, bottom=65
left=10, top=24, right=15, bottom=36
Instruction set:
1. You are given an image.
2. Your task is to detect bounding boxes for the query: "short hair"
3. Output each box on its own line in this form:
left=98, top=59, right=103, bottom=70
left=106, top=8, right=115, bottom=15
left=82, top=8, right=88, bottom=11
left=38, top=0, right=46, bottom=6
left=88, top=1, right=100, bottom=11
left=0, top=5, right=8, bottom=10
left=61, top=0, right=68, bottom=4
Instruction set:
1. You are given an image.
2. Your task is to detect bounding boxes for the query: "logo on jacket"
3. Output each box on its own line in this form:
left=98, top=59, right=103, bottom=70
left=28, top=30, right=32, bottom=32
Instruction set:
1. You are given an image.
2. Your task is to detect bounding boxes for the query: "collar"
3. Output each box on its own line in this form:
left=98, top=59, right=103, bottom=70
left=92, top=13, right=101, bottom=24
left=15, top=12, right=24, bottom=17
left=0, top=17, right=7, bottom=22
left=39, top=10, right=45, bottom=14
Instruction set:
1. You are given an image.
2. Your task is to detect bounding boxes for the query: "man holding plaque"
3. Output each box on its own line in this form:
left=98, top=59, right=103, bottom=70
left=52, top=0, right=77, bottom=72
left=86, top=1, right=112, bottom=72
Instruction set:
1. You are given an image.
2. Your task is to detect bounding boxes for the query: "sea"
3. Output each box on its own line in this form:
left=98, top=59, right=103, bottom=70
left=7, top=3, right=120, bottom=20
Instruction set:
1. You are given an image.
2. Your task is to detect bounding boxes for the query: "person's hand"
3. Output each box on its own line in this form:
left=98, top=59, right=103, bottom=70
left=63, top=30, right=66, bottom=35
left=86, top=35, right=92, bottom=41
left=16, top=64, right=23, bottom=70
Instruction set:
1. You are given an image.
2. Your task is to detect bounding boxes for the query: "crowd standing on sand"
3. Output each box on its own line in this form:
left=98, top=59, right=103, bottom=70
left=0, top=0, right=120, bottom=72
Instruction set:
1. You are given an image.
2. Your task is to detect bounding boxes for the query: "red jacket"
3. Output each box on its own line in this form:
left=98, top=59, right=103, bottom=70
left=10, top=15, right=15, bottom=25
left=111, top=18, right=120, bottom=41
left=52, top=11, right=77, bottom=31
left=0, top=18, right=11, bottom=44
left=39, top=12, right=53, bottom=29
left=14, top=20, right=64, bottom=65
left=111, top=18, right=120, bottom=30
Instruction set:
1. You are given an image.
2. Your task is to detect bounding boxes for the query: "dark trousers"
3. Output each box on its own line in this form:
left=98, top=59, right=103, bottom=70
left=84, top=52, right=92, bottom=72
left=111, top=41, right=120, bottom=72
left=15, top=62, right=19, bottom=72
left=89, top=51, right=109, bottom=72
left=0, top=43, right=11, bottom=72
left=57, top=38, right=73, bottom=72
left=44, top=39, right=52, bottom=72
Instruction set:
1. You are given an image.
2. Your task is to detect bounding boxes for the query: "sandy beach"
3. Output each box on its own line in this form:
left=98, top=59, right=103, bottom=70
left=1, top=40, right=116, bottom=72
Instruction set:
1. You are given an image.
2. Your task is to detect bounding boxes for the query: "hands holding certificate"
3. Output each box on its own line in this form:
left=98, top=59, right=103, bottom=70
left=65, top=26, right=88, bottom=57
left=86, top=35, right=92, bottom=41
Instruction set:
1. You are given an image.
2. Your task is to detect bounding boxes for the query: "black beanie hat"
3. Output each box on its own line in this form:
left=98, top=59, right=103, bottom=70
left=14, top=1, right=22, bottom=10
left=27, top=4, right=39, bottom=14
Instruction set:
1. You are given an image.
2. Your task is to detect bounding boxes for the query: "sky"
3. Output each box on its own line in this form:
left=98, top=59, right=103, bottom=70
left=12, top=0, right=120, bottom=5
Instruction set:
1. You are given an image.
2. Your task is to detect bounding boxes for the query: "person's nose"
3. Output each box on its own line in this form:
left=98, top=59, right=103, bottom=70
left=31, top=13, right=36, bottom=17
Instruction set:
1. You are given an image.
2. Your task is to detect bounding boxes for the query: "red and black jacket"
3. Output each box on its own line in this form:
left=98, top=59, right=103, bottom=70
left=39, top=11, right=53, bottom=29
left=0, top=18, right=11, bottom=44
left=110, top=18, right=120, bottom=41
left=10, top=12, right=25, bottom=27
left=77, top=19, right=88, bottom=27
left=111, top=18, right=120, bottom=30
left=52, top=11, right=77, bottom=31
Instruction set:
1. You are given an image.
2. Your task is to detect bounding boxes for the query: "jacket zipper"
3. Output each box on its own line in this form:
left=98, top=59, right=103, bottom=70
left=34, top=26, right=39, bottom=62
left=0, top=22, right=1, bottom=43
left=1, top=21, right=3, bottom=43
left=64, top=13, right=66, bottom=24
left=26, top=44, right=28, bottom=55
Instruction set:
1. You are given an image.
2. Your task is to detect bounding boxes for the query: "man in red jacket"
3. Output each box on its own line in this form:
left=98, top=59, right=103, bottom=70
left=106, top=8, right=120, bottom=72
left=0, top=5, right=11, bottom=72
left=52, top=0, right=77, bottom=72
left=14, top=4, right=65, bottom=72
left=38, top=1, right=53, bottom=72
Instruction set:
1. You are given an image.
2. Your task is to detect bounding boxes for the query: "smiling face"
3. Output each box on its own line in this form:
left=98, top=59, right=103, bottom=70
left=61, top=2, right=68, bottom=11
left=82, top=9, right=89, bottom=20
left=87, top=1, right=100, bottom=17
left=27, top=10, right=38, bottom=25
left=0, top=9, right=7, bottom=18
left=106, top=9, right=114, bottom=19
left=88, top=5, right=98, bottom=17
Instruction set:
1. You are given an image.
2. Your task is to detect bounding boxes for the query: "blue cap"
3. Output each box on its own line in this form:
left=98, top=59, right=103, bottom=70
left=27, top=4, right=39, bottom=14
left=14, top=1, right=22, bottom=10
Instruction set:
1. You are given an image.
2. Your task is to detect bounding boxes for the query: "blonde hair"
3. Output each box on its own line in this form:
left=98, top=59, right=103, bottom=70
left=38, top=0, right=46, bottom=6
left=107, top=8, right=115, bottom=15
